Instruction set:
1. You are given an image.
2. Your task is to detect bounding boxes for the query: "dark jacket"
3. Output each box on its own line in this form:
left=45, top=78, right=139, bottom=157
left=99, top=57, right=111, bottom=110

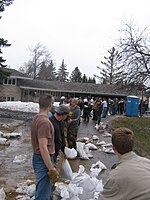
left=49, top=116, right=65, bottom=159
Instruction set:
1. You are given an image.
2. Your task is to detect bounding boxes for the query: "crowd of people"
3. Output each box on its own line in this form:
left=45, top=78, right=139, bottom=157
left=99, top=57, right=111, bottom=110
left=30, top=94, right=150, bottom=200
left=60, top=95, right=126, bottom=122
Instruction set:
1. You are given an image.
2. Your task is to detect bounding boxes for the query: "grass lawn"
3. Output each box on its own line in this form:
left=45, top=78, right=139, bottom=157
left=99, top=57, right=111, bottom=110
left=111, top=116, right=150, bottom=158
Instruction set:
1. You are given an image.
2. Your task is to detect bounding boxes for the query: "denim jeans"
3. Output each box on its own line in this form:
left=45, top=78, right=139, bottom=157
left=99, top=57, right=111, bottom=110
left=32, top=153, right=54, bottom=200
left=102, top=107, right=107, bottom=118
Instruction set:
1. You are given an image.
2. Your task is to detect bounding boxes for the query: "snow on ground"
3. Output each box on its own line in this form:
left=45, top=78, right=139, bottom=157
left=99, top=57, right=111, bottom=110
left=0, top=101, right=39, bottom=113
left=0, top=101, right=60, bottom=113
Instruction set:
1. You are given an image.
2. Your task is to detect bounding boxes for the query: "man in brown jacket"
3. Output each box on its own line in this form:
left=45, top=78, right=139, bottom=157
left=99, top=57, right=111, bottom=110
left=99, top=127, right=150, bottom=200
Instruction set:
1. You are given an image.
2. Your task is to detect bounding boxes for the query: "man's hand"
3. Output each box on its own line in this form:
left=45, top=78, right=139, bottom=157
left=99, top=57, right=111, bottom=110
left=48, top=168, right=59, bottom=184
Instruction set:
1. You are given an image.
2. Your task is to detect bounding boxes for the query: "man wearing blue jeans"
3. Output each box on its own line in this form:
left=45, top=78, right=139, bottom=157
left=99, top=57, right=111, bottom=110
left=31, top=94, right=59, bottom=199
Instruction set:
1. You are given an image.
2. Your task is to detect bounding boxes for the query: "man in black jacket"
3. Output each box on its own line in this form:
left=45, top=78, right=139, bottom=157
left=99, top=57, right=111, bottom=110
left=49, top=104, right=70, bottom=162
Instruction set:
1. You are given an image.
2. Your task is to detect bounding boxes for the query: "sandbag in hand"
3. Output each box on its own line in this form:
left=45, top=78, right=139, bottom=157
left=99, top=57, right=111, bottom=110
left=55, top=151, right=66, bottom=173
left=48, top=168, right=59, bottom=184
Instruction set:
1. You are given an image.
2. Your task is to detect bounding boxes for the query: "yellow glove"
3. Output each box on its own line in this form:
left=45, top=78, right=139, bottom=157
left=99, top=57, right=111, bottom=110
left=48, top=168, right=59, bottom=184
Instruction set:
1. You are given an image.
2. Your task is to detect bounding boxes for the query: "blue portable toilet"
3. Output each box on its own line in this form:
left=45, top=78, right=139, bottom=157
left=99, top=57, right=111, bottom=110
left=125, top=96, right=139, bottom=116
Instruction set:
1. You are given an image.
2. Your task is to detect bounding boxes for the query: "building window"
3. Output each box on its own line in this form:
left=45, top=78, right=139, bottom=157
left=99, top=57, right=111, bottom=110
left=12, top=79, right=16, bottom=85
left=4, top=79, right=7, bottom=84
left=3, top=78, right=16, bottom=85
left=3, top=97, right=15, bottom=101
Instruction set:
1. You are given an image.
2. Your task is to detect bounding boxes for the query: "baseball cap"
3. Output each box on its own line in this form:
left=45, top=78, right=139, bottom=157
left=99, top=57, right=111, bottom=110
left=55, top=104, right=70, bottom=114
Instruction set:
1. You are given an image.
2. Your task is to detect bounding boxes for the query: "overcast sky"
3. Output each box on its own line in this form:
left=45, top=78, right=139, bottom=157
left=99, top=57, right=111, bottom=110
left=1, top=0, right=150, bottom=78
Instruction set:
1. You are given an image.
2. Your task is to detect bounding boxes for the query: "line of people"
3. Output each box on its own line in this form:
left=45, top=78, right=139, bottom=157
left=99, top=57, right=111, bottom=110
left=31, top=94, right=150, bottom=200
left=80, top=96, right=126, bottom=123
left=51, top=95, right=125, bottom=137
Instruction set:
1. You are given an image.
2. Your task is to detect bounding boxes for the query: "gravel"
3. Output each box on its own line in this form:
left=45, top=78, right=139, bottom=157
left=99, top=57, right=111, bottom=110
left=0, top=108, right=36, bottom=121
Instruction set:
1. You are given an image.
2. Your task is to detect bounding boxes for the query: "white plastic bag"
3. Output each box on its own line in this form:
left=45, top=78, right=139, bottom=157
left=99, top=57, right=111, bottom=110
left=0, top=138, right=7, bottom=145
left=64, top=147, right=77, bottom=159
left=76, top=142, right=89, bottom=160
left=85, top=143, right=98, bottom=150
left=0, top=188, right=6, bottom=200
left=60, top=159, right=73, bottom=180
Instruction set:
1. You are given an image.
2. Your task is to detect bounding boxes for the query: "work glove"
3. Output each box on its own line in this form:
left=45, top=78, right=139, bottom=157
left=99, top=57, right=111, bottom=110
left=48, top=168, right=59, bottom=184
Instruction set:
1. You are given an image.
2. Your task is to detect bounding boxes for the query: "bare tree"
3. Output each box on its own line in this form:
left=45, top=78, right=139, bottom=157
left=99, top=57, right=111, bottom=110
left=117, top=21, right=150, bottom=88
left=21, top=43, right=51, bottom=79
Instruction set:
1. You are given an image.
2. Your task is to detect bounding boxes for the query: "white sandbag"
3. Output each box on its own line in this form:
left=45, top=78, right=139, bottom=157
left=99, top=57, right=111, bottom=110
left=77, top=137, right=89, bottom=143
left=15, top=194, right=31, bottom=200
left=72, top=174, right=103, bottom=199
left=92, top=135, right=99, bottom=140
left=84, top=145, right=93, bottom=158
left=0, top=188, right=6, bottom=200
left=96, top=141, right=106, bottom=146
left=55, top=164, right=103, bottom=200
left=25, top=184, right=36, bottom=197
left=3, top=132, right=22, bottom=138
left=53, top=182, right=69, bottom=199
left=90, top=160, right=107, bottom=178
left=90, top=168, right=102, bottom=177
left=94, top=124, right=99, bottom=130
left=85, top=143, right=98, bottom=150
left=67, top=183, right=83, bottom=199
left=72, top=173, right=90, bottom=186
left=102, top=146, right=114, bottom=154
left=70, top=196, right=80, bottom=200
left=60, top=186, right=69, bottom=199
left=64, top=147, right=77, bottom=159
left=102, top=143, right=112, bottom=148
left=54, top=182, right=82, bottom=200
left=91, top=161, right=107, bottom=171
left=60, top=159, right=73, bottom=180
left=102, top=132, right=111, bottom=137
left=0, top=131, right=3, bottom=135
left=0, top=138, right=7, bottom=145
left=13, top=155, right=27, bottom=164
left=76, top=142, right=89, bottom=160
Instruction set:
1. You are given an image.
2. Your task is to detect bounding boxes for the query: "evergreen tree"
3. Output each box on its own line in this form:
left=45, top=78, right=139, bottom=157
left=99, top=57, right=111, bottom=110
left=0, top=38, right=11, bottom=67
left=88, top=77, right=91, bottom=83
left=56, top=59, right=69, bottom=82
left=82, top=74, right=88, bottom=83
left=38, top=60, right=56, bottom=81
left=38, top=61, right=47, bottom=80
left=92, top=77, right=96, bottom=83
left=70, top=67, right=82, bottom=82
left=95, top=47, right=122, bottom=84
left=88, top=77, right=96, bottom=83
left=0, top=0, right=14, bottom=78
left=46, top=60, right=57, bottom=81
left=0, top=0, right=14, bottom=15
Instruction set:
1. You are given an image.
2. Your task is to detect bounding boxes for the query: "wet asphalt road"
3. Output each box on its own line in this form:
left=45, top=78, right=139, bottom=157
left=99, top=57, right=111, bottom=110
left=0, top=110, right=118, bottom=197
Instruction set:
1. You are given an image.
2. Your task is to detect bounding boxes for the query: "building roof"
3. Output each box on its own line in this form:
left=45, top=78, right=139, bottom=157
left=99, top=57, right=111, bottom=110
left=4, top=68, right=141, bottom=97
left=19, top=79, right=140, bottom=97
left=4, top=68, right=32, bottom=80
